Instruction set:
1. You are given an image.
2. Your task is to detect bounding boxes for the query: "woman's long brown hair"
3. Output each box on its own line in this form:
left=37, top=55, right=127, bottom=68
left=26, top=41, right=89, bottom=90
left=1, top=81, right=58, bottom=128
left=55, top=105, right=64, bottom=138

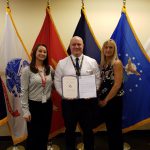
left=30, top=44, right=50, bottom=75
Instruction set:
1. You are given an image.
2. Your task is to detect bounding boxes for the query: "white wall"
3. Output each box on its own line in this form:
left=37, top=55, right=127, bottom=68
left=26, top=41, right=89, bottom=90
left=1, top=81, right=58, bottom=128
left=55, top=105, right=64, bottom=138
left=0, top=0, right=150, bottom=136
left=0, top=0, right=150, bottom=51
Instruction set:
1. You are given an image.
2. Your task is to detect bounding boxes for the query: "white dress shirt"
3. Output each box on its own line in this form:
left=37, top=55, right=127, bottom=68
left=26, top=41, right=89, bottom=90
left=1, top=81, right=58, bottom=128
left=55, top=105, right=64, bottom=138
left=54, top=54, right=100, bottom=96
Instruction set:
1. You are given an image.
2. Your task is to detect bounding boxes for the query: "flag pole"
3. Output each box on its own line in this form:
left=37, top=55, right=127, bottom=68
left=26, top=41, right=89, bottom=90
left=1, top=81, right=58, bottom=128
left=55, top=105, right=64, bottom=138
left=46, top=1, right=60, bottom=149
left=122, top=2, right=131, bottom=150
left=76, top=0, right=85, bottom=147
left=76, top=3, right=85, bottom=149
left=122, top=0, right=126, bottom=13
left=47, top=0, right=50, bottom=10
left=6, top=0, right=10, bottom=8
left=81, top=0, right=85, bottom=9
left=123, top=0, right=126, bottom=8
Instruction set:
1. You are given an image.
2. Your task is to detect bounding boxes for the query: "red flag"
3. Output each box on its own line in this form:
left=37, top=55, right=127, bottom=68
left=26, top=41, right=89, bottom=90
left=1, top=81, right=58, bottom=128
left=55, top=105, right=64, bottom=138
left=33, top=8, right=67, bottom=138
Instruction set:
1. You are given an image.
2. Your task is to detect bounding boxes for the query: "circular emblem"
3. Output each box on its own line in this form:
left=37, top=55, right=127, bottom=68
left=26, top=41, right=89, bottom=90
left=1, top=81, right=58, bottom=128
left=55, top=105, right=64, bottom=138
left=5, top=58, right=29, bottom=97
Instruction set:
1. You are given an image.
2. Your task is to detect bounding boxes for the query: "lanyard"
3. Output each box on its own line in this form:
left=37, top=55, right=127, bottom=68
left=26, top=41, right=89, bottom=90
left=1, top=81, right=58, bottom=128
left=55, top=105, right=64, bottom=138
left=38, top=71, right=46, bottom=88
left=70, top=55, right=84, bottom=76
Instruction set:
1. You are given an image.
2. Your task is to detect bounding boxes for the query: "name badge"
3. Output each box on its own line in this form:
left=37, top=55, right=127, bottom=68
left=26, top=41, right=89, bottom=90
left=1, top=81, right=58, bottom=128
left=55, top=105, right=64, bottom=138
left=42, top=94, right=47, bottom=103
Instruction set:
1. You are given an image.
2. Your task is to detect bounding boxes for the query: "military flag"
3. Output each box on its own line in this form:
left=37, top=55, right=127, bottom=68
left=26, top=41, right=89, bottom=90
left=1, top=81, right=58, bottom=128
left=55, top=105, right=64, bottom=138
left=32, top=7, right=67, bottom=138
left=111, top=6, right=150, bottom=132
left=67, top=7, right=101, bottom=64
left=0, top=7, right=30, bottom=144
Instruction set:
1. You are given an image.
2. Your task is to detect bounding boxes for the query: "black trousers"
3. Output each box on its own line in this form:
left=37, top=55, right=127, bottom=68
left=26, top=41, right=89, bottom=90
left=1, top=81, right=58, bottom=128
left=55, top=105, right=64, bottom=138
left=96, top=96, right=123, bottom=150
left=26, top=99, right=52, bottom=150
left=62, top=98, right=97, bottom=150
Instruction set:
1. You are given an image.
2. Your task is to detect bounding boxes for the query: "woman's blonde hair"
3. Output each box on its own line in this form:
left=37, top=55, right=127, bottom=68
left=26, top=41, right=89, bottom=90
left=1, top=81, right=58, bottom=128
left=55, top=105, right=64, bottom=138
left=100, top=39, right=118, bottom=67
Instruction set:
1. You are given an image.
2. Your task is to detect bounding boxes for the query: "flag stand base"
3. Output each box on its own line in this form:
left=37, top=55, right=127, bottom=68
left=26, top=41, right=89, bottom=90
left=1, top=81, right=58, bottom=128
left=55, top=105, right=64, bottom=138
left=124, top=142, right=131, bottom=150
left=7, top=145, right=25, bottom=150
left=76, top=142, right=131, bottom=150
left=6, top=144, right=60, bottom=150
left=77, top=143, right=84, bottom=150
left=47, top=144, right=60, bottom=150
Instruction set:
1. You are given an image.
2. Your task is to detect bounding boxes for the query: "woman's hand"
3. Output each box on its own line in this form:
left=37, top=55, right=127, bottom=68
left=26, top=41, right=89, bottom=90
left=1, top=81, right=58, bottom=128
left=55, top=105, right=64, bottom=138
left=23, top=115, right=31, bottom=122
left=98, top=99, right=108, bottom=107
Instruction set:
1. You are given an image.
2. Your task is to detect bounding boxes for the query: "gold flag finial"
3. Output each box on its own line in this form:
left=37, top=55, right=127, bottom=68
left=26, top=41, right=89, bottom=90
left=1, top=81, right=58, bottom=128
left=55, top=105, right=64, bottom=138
left=47, top=0, right=50, bottom=9
left=6, top=0, right=10, bottom=8
left=123, top=0, right=126, bottom=7
left=81, top=0, right=85, bottom=9
left=122, top=0, right=126, bottom=12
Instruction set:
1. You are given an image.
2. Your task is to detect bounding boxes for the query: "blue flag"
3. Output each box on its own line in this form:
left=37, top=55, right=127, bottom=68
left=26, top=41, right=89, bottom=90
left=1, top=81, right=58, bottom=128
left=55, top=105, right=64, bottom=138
left=68, top=7, right=101, bottom=64
left=111, top=7, right=150, bottom=132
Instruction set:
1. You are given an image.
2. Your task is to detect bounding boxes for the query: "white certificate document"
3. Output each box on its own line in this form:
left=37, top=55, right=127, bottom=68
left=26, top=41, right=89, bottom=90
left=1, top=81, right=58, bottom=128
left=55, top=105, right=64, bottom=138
left=79, top=75, right=96, bottom=98
left=62, top=76, right=78, bottom=99
left=62, top=75, right=96, bottom=99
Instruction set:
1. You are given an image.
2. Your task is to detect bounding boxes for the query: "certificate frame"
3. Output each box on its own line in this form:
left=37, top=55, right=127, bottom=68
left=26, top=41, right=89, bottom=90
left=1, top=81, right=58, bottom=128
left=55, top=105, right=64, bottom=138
left=62, top=75, right=97, bottom=99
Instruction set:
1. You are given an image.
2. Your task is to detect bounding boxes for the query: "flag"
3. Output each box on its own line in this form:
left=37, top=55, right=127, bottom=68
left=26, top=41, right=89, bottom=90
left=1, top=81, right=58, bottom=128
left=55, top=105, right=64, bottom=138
left=67, top=7, right=101, bottom=64
left=0, top=7, right=30, bottom=144
left=111, top=6, right=150, bottom=132
left=32, top=8, right=67, bottom=138
left=0, top=77, right=8, bottom=126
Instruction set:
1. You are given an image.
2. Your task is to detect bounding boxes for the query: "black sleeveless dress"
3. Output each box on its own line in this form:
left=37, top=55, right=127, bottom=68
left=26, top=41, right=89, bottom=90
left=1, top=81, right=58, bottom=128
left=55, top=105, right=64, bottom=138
left=98, top=64, right=124, bottom=100
left=96, top=64, right=124, bottom=150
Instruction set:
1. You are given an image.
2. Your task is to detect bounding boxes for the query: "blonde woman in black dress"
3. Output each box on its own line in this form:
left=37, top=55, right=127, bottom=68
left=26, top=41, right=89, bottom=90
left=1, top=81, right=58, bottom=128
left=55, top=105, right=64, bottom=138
left=98, top=39, right=124, bottom=150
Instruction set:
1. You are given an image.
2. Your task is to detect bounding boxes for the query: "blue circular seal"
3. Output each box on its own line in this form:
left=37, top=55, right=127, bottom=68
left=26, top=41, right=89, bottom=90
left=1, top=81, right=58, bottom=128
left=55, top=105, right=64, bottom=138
left=5, top=58, right=29, bottom=97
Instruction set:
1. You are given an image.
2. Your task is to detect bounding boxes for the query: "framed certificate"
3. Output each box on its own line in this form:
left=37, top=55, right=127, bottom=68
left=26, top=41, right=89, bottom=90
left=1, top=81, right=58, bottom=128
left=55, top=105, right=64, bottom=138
left=62, top=75, right=96, bottom=99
